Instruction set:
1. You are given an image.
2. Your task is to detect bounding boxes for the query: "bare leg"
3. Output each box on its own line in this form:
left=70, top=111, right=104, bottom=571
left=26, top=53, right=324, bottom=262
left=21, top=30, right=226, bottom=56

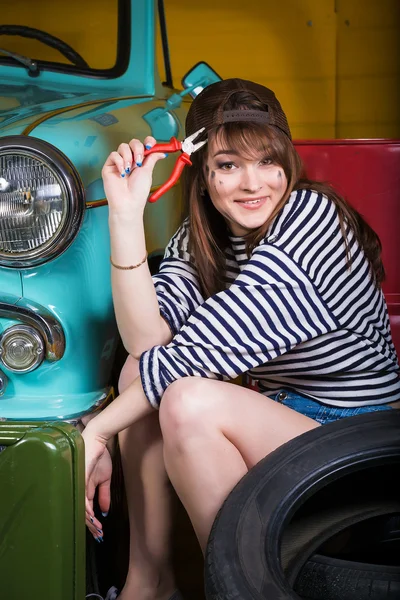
left=118, top=356, right=176, bottom=600
left=159, top=378, right=320, bottom=551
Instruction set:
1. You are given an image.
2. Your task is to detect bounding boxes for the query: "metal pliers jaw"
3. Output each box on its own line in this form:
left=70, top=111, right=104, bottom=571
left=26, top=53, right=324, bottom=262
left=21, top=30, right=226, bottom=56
left=143, top=127, right=207, bottom=203
left=181, top=127, right=207, bottom=155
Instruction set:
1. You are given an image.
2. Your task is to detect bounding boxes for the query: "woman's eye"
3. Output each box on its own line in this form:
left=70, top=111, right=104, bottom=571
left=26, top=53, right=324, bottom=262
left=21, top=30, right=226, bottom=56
left=260, top=158, right=273, bottom=166
left=217, top=162, right=236, bottom=170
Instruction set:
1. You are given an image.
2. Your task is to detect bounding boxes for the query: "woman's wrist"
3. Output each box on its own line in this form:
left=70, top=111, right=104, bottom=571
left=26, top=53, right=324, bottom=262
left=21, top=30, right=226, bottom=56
left=80, top=412, right=117, bottom=456
left=84, top=378, right=153, bottom=444
left=108, top=213, right=146, bottom=246
left=108, top=207, right=145, bottom=226
left=108, top=214, right=147, bottom=262
left=82, top=416, right=111, bottom=446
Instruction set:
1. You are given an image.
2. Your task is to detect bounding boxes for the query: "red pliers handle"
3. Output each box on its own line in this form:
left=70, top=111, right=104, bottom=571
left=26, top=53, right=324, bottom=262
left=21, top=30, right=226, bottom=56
left=147, top=154, right=192, bottom=203
left=144, top=137, right=191, bottom=203
left=143, top=137, right=182, bottom=155
left=142, top=129, right=206, bottom=203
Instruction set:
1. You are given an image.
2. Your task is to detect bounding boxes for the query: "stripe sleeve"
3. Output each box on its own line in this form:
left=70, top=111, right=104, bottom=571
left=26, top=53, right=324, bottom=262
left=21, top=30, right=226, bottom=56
left=140, top=245, right=339, bottom=407
left=152, top=221, right=204, bottom=335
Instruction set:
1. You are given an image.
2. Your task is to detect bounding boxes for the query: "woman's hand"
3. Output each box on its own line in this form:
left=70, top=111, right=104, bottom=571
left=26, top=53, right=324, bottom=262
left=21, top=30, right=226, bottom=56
left=102, top=135, right=167, bottom=217
left=85, top=447, right=112, bottom=540
left=82, top=427, right=112, bottom=540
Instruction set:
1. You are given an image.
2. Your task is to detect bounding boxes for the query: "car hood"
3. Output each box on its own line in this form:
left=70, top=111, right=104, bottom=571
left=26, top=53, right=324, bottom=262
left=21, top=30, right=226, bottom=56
left=0, top=80, right=144, bottom=134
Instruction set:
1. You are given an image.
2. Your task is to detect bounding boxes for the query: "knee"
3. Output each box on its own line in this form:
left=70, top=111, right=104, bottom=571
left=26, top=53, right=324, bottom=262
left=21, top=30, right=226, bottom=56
left=159, top=378, right=211, bottom=442
left=118, top=355, right=140, bottom=394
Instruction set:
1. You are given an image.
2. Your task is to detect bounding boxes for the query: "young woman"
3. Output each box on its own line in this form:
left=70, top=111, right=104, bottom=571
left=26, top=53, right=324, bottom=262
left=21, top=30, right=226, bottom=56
left=83, top=79, right=400, bottom=600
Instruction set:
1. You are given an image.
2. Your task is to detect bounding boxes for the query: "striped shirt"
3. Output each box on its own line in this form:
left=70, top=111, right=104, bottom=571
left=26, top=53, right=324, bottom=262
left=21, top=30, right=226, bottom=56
left=140, top=189, right=400, bottom=408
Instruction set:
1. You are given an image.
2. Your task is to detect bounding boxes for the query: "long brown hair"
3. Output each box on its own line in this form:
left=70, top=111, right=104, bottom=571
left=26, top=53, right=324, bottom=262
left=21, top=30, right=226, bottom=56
left=183, top=94, right=384, bottom=298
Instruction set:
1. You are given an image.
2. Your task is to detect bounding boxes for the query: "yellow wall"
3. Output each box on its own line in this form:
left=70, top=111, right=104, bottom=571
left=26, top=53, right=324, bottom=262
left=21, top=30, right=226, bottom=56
left=161, top=0, right=400, bottom=139
left=3, top=0, right=399, bottom=138
left=336, top=0, right=400, bottom=138
left=160, top=0, right=336, bottom=138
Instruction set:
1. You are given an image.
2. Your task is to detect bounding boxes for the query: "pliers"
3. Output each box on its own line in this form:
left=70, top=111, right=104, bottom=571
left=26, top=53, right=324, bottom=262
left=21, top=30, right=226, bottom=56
left=143, top=127, right=207, bottom=203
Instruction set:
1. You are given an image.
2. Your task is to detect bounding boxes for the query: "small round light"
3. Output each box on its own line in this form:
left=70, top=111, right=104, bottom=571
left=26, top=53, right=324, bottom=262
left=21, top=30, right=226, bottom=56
left=0, top=325, right=45, bottom=373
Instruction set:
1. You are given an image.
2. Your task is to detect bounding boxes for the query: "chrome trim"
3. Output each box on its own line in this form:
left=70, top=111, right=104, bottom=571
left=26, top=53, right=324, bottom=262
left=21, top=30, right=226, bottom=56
left=0, top=324, right=45, bottom=373
left=85, top=179, right=176, bottom=209
left=0, top=136, right=85, bottom=268
left=22, top=95, right=151, bottom=137
left=0, top=300, right=65, bottom=361
left=0, top=369, right=7, bottom=395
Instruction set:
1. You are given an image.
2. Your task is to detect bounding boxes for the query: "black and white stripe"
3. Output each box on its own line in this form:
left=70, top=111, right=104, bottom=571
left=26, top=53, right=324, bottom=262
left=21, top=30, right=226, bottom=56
left=140, top=190, right=400, bottom=408
left=152, top=221, right=204, bottom=336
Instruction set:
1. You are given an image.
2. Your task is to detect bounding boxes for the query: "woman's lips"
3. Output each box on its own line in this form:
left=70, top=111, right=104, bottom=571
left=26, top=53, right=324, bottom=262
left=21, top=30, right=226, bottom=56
left=235, top=197, right=267, bottom=210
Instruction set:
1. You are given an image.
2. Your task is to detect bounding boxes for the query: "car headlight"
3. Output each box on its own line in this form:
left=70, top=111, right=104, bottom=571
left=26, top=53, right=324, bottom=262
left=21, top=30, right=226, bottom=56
left=0, top=324, right=45, bottom=372
left=0, top=136, right=85, bottom=268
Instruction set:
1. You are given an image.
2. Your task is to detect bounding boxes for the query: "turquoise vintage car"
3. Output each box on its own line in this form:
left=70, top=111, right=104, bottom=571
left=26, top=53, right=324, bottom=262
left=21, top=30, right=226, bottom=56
left=0, top=0, right=220, bottom=421
left=0, top=4, right=220, bottom=596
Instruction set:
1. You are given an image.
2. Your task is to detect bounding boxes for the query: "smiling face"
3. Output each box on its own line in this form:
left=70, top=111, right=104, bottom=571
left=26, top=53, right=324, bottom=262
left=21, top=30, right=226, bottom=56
left=204, top=133, right=288, bottom=236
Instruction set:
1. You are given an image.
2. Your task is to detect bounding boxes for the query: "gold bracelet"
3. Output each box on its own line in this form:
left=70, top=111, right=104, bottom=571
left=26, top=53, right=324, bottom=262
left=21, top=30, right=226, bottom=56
left=110, top=253, right=148, bottom=270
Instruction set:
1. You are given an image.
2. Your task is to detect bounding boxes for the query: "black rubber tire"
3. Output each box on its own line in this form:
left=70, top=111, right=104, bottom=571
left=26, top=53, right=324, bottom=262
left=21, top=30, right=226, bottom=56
left=204, top=411, right=400, bottom=600
left=295, top=553, right=400, bottom=600
left=294, top=514, right=400, bottom=599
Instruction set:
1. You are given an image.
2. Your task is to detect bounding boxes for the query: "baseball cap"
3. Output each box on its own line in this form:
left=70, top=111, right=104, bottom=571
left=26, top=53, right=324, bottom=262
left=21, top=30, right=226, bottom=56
left=185, top=78, right=291, bottom=140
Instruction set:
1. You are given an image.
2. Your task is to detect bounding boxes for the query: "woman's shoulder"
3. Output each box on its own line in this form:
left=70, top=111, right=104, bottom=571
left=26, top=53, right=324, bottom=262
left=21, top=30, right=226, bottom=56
left=254, top=189, right=339, bottom=260
left=287, top=188, right=332, bottom=214
left=163, top=218, right=191, bottom=261
left=271, top=188, right=336, bottom=237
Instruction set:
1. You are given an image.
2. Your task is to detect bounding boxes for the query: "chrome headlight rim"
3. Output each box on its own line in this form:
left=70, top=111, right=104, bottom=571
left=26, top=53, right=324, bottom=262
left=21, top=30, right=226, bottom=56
left=0, top=323, right=45, bottom=373
left=0, top=135, right=85, bottom=269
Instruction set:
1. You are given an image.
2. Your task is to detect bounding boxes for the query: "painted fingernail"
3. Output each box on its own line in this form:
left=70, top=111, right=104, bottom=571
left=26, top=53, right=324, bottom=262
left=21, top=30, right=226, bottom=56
left=136, top=162, right=142, bottom=167
left=125, top=165, right=131, bottom=173
left=90, top=517, right=94, bottom=524
left=136, top=154, right=143, bottom=167
left=145, top=144, right=152, bottom=150
left=96, top=528, right=103, bottom=534
left=164, top=153, right=168, bottom=158
left=98, top=536, right=104, bottom=543
left=101, top=511, right=108, bottom=517
left=95, top=537, right=101, bottom=543
left=121, top=172, right=125, bottom=178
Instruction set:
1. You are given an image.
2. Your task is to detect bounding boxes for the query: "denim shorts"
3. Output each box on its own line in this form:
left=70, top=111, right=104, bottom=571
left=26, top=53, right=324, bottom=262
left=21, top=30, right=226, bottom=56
left=268, top=390, right=394, bottom=425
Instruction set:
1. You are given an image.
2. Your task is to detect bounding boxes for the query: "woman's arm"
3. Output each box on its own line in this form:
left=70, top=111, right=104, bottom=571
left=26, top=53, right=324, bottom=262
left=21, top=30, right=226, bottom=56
left=103, top=137, right=172, bottom=357
left=140, top=245, right=338, bottom=406
left=84, top=376, right=151, bottom=443
left=109, top=214, right=172, bottom=356
left=82, top=376, right=152, bottom=524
